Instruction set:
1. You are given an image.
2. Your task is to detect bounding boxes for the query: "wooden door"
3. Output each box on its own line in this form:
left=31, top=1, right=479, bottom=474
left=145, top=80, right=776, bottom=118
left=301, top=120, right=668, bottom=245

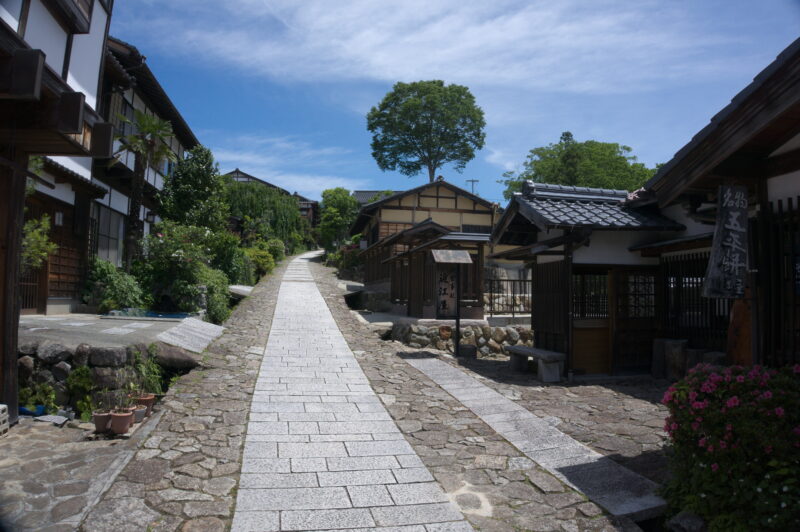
left=571, top=270, right=611, bottom=374
left=612, top=269, right=658, bottom=373
left=531, top=260, right=569, bottom=353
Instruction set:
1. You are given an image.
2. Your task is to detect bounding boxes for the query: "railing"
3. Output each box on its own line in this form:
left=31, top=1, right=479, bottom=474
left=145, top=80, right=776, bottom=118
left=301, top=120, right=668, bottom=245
left=484, top=278, right=532, bottom=317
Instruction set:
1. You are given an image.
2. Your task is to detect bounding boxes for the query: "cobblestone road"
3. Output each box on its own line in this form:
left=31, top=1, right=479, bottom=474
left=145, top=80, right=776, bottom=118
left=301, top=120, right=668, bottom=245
left=232, top=252, right=471, bottom=531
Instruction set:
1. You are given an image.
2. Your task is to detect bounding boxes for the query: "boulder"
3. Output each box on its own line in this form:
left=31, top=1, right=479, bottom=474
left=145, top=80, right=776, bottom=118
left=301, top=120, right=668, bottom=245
left=410, top=324, right=428, bottom=336
left=127, top=343, right=151, bottom=364
left=73, top=344, right=91, bottom=367
left=472, top=326, right=483, bottom=339
left=409, top=334, right=430, bottom=347
left=519, top=329, right=532, bottom=342
left=18, top=355, right=34, bottom=383
left=479, top=346, right=491, bottom=356
left=506, top=327, right=520, bottom=343
left=460, top=333, right=477, bottom=347
left=92, top=367, right=123, bottom=389
left=438, top=325, right=452, bottom=340
left=37, top=343, right=73, bottom=365
left=34, top=369, right=54, bottom=385
left=153, top=342, right=200, bottom=370
left=481, top=326, right=492, bottom=339
left=477, top=336, right=487, bottom=347
left=89, top=346, right=128, bottom=367
left=491, top=327, right=507, bottom=344
left=426, top=328, right=439, bottom=339
left=18, top=341, right=39, bottom=356
left=53, top=382, right=69, bottom=406
left=487, top=339, right=503, bottom=353
left=52, top=361, right=71, bottom=382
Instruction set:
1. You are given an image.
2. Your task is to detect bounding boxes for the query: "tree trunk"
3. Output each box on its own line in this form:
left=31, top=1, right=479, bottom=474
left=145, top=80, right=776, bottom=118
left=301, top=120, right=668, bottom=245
left=427, top=165, right=436, bottom=183
left=125, top=154, right=146, bottom=271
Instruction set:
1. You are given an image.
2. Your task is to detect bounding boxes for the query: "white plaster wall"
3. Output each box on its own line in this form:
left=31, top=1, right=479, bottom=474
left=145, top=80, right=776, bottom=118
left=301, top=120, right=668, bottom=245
left=24, top=0, right=68, bottom=73
left=572, top=231, right=659, bottom=265
left=109, top=188, right=129, bottom=215
left=0, top=0, right=23, bottom=30
left=66, top=0, right=107, bottom=110
left=767, top=170, right=800, bottom=203
left=48, top=156, right=92, bottom=179
left=660, top=204, right=711, bottom=237
left=35, top=169, right=75, bottom=205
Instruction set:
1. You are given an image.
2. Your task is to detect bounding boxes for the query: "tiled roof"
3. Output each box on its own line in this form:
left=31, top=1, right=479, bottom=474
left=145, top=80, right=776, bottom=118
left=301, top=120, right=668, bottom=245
left=517, top=182, right=683, bottom=230
left=351, top=190, right=401, bottom=205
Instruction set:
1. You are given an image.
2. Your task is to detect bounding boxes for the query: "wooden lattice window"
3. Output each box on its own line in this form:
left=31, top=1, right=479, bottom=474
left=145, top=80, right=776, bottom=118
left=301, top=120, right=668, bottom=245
left=572, top=273, right=608, bottom=319
left=618, top=274, right=656, bottom=318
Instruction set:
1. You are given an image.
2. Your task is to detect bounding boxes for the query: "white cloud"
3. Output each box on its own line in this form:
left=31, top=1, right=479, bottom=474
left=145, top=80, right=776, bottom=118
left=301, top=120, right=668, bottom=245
left=116, top=0, right=749, bottom=95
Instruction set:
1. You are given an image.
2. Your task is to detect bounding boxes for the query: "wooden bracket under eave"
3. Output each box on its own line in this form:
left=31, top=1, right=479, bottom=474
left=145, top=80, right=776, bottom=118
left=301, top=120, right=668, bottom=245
left=0, top=49, right=44, bottom=100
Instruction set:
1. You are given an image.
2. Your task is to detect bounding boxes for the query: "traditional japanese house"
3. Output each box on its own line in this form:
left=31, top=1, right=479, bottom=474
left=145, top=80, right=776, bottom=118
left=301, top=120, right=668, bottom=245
left=223, top=169, right=319, bottom=226
left=1, top=0, right=116, bottom=422
left=491, top=182, right=684, bottom=374
left=642, top=36, right=800, bottom=367
left=351, top=179, right=499, bottom=317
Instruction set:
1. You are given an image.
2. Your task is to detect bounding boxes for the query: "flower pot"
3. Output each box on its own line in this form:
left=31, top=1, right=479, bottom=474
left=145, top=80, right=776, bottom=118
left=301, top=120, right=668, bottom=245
left=92, top=411, right=112, bottom=433
left=110, top=411, right=133, bottom=434
left=137, top=394, right=156, bottom=417
left=133, top=405, right=147, bottom=424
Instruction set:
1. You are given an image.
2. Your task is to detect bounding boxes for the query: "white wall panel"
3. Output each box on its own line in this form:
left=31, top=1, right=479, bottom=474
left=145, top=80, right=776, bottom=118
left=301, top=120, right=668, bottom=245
left=0, top=0, right=23, bottom=30
left=66, top=0, right=108, bottom=109
left=24, top=0, right=68, bottom=72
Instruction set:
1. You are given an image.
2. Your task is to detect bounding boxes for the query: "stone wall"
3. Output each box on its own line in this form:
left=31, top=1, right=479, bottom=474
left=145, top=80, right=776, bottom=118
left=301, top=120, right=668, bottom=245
left=391, top=323, right=533, bottom=356
left=17, top=340, right=198, bottom=407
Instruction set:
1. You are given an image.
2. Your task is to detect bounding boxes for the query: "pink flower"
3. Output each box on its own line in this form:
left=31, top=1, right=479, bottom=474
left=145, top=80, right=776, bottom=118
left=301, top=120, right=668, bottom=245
left=689, top=391, right=698, bottom=402
left=707, top=445, right=715, bottom=452
left=761, top=391, right=773, bottom=400
left=726, top=424, right=733, bottom=432
left=736, top=376, right=745, bottom=383
left=691, top=422, right=699, bottom=430
left=719, top=441, right=727, bottom=449
left=726, top=396, right=740, bottom=408
left=711, top=463, right=719, bottom=472
left=765, top=445, right=773, bottom=454
left=775, top=407, right=785, bottom=417
left=701, top=381, right=716, bottom=393
left=692, top=401, right=705, bottom=410
left=793, top=364, right=800, bottom=374
left=699, top=438, right=707, bottom=448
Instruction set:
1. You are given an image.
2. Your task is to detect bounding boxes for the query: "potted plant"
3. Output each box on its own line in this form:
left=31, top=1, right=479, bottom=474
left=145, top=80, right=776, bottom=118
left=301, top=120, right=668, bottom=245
left=110, top=390, right=134, bottom=435
left=91, top=392, right=112, bottom=433
left=136, top=355, right=162, bottom=417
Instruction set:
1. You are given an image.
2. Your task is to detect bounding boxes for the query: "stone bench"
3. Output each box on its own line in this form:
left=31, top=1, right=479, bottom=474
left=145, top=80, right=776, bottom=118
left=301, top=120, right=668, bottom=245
left=505, top=346, right=565, bottom=383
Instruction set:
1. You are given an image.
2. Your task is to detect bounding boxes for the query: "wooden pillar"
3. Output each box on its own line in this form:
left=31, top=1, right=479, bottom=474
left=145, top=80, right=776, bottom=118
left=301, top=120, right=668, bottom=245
left=0, top=150, right=27, bottom=425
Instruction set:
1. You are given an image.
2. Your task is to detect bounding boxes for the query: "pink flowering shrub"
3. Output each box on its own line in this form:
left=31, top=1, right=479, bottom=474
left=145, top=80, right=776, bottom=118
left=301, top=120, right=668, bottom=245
left=662, top=363, right=800, bottom=531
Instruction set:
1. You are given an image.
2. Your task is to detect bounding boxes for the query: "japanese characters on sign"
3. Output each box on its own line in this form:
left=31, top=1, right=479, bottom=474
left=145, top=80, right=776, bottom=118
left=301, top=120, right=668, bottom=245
left=437, top=267, right=457, bottom=317
left=703, top=185, right=748, bottom=298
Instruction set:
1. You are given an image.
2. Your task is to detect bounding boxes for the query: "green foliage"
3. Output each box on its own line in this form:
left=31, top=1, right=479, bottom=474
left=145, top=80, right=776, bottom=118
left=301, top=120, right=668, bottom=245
left=226, top=182, right=306, bottom=244
left=245, top=245, right=275, bottom=277
left=160, top=145, right=230, bottom=231
left=367, top=190, right=395, bottom=203
left=135, top=355, right=163, bottom=395
left=264, top=238, right=285, bottom=262
left=83, top=258, right=145, bottom=313
left=19, top=383, right=58, bottom=413
left=662, top=364, right=800, bottom=531
left=319, top=188, right=360, bottom=252
left=499, top=132, right=656, bottom=199
left=197, top=264, right=231, bottom=324
left=21, top=215, right=57, bottom=273
left=367, top=80, right=486, bottom=182
left=66, top=366, right=94, bottom=418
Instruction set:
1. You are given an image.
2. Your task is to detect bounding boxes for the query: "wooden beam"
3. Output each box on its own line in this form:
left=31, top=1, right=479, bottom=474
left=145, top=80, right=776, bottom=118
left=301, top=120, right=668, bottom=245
left=0, top=49, right=44, bottom=100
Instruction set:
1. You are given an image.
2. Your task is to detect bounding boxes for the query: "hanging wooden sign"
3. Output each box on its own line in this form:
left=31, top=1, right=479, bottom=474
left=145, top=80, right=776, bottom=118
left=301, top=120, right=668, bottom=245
left=703, top=185, right=748, bottom=298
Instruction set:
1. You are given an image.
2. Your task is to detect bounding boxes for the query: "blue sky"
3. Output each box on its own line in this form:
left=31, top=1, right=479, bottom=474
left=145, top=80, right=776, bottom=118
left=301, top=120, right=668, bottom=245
left=110, top=1, right=800, bottom=202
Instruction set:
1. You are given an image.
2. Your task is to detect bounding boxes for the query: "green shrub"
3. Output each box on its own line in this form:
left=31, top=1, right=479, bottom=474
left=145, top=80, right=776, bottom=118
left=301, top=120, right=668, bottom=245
left=83, top=259, right=144, bottom=313
left=19, top=383, right=58, bottom=413
left=265, top=238, right=285, bottom=262
left=21, top=215, right=58, bottom=273
left=66, top=366, right=94, bottom=419
left=245, top=246, right=275, bottom=277
left=197, top=264, right=231, bottom=324
left=662, top=364, right=800, bottom=531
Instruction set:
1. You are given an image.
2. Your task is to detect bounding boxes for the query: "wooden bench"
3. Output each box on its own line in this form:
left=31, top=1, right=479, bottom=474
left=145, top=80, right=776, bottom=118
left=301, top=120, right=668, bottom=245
left=505, top=346, right=566, bottom=383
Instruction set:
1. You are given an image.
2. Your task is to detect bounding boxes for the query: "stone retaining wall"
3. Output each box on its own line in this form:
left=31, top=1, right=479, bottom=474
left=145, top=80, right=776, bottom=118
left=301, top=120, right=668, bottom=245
left=391, top=322, right=533, bottom=355
left=17, top=340, right=197, bottom=407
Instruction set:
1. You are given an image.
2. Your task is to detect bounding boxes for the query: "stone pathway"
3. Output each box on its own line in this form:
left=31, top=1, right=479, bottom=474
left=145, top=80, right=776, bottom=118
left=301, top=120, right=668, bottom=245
left=403, top=357, right=665, bottom=521
left=309, top=258, right=634, bottom=531
left=233, top=253, right=471, bottom=531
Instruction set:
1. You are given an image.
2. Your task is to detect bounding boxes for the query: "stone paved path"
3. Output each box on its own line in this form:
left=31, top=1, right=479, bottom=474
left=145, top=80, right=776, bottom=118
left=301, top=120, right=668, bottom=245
left=403, top=357, right=665, bottom=521
left=232, top=252, right=471, bottom=531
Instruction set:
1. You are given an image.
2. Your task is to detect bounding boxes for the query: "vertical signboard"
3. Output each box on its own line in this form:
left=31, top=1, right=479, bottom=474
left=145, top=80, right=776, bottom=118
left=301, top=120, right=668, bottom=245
left=437, top=266, right=457, bottom=318
left=703, top=185, right=748, bottom=298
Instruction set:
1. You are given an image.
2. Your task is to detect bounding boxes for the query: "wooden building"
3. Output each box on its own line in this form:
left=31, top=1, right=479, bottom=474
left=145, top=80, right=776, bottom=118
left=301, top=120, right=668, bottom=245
left=1, top=0, right=115, bottom=422
left=491, top=182, right=684, bottom=374
left=223, top=168, right=319, bottom=226
left=642, top=36, right=800, bottom=368
left=354, top=179, right=497, bottom=287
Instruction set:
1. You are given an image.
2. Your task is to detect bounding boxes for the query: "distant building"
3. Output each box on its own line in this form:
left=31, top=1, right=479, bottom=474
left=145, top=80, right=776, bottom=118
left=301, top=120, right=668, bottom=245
left=352, top=190, right=401, bottom=206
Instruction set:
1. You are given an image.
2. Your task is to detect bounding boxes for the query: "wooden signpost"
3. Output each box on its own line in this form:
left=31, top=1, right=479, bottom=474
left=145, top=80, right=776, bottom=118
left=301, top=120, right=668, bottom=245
left=432, top=249, right=472, bottom=357
left=703, top=185, right=748, bottom=298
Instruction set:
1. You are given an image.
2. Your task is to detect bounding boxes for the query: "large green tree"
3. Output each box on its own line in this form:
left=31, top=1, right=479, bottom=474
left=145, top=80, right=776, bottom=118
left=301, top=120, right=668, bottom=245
left=114, top=110, right=177, bottom=270
left=319, top=188, right=360, bottom=252
left=499, top=132, right=656, bottom=199
left=225, top=182, right=305, bottom=245
left=367, top=80, right=486, bottom=183
left=160, top=145, right=229, bottom=232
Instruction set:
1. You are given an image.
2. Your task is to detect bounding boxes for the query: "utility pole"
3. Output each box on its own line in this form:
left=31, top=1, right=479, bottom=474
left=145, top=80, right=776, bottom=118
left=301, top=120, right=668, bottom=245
left=466, top=179, right=478, bottom=194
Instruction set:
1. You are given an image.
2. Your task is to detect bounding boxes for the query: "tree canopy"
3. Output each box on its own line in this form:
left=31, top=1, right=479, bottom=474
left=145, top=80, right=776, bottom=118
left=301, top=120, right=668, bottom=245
left=499, top=132, right=657, bottom=199
left=160, top=145, right=229, bottom=232
left=225, top=182, right=306, bottom=245
left=367, top=80, right=486, bottom=183
left=319, top=187, right=360, bottom=252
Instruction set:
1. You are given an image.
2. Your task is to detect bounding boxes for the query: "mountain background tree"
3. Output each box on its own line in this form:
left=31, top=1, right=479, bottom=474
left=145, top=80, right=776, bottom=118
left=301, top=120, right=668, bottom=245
left=160, top=145, right=229, bottom=232
left=225, top=181, right=308, bottom=248
left=114, top=110, right=177, bottom=270
left=318, top=187, right=360, bottom=252
left=499, top=131, right=657, bottom=199
left=367, top=80, right=486, bottom=183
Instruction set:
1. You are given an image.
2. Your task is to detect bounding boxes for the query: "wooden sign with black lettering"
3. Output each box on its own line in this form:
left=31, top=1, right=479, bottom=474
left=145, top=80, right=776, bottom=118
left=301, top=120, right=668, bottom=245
left=703, top=185, right=748, bottom=298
